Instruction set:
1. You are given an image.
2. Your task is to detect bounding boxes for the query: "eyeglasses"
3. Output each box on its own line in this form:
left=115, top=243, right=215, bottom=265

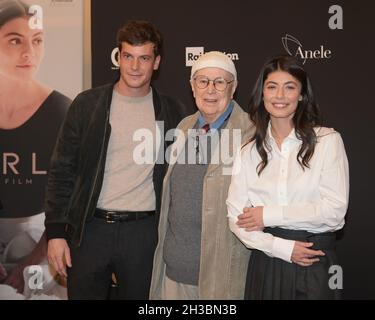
left=193, top=75, right=234, bottom=91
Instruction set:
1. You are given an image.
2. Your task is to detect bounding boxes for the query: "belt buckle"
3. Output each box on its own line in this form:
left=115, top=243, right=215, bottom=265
left=105, top=211, right=116, bottom=224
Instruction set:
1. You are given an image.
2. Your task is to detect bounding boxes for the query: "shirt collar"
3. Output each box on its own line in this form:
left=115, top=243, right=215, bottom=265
left=267, top=121, right=301, bottom=144
left=198, top=101, right=234, bottom=131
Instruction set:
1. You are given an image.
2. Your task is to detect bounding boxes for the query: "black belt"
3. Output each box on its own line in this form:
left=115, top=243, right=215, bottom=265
left=94, top=208, right=155, bottom=223
left=264, top=227, right=336, bottom=250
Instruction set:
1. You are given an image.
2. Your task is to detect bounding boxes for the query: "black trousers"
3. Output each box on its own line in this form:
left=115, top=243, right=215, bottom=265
left=67, top=215, right=158, bottom=300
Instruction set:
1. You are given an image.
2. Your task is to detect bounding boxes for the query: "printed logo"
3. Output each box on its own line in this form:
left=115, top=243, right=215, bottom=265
left=282, top=34, right=332, bottom=64
left=186, top=47, right=205, bottom=67
left=111, top=47, right=119, bottom=69
left=185, top=47, right=240, bottom=67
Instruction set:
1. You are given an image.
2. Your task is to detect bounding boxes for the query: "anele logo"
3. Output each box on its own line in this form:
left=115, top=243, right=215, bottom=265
left=185, top=47, right=240, bottom=67
left=282, top=34, right=332, bottom=64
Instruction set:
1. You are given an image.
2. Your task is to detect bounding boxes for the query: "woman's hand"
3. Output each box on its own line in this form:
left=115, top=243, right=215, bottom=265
left=236, top=206, right=264, bottom=231
left=291, top=241, right=325, bottom=267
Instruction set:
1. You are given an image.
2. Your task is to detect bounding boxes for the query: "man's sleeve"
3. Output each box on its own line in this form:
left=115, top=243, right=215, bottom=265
left=44, top=94, right=84, bottom=240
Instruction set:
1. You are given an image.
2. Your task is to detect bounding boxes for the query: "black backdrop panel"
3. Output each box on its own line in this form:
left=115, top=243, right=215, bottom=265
left=91, top=0, right=375, bottom=299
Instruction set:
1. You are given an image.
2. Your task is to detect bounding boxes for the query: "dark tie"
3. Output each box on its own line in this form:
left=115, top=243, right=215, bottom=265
left=202, top=123, right=210, bottom=133
left=195, top=123, right=210, bottom=165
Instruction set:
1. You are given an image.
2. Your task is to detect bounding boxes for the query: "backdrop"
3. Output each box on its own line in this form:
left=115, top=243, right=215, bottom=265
left=35, top=0, right=84, bottom=100
left=0, top=0, right=84, bottom=299
left=91, top=0, right=375, bottom=299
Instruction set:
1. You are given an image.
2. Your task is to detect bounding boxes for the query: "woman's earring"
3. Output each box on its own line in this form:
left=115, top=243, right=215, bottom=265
left=298, top=96, right=303, bottom=101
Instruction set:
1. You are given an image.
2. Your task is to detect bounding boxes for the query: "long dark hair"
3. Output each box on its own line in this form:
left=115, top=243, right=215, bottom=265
left=0, top=0, right=29, bottom=29
left=248, top=55, right=322, bottom=175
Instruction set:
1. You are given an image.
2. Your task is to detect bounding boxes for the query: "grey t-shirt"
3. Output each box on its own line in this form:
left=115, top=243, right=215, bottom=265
left=97, top=89, right=158, bottom=211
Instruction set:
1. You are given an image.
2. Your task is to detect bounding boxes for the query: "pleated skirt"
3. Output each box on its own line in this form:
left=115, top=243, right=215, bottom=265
left=245, top=227, right=342, bottom=300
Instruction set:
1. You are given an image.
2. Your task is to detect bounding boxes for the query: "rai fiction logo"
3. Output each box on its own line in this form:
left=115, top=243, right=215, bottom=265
left=185, top=48, right=239, bottom=67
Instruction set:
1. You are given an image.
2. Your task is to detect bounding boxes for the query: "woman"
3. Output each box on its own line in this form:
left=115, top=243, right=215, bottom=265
left=150, top=51, right=253, bottom=299
left=0, top=0, right=70, bottom=297
left=226, top=55, right=349, bottom=300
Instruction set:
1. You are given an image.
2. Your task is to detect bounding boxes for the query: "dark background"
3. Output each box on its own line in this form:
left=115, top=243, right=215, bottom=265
left=91, top=0, right=375, bottom=299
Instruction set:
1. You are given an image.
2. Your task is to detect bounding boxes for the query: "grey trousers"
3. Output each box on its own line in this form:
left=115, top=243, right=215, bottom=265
left=161, top=275, right=199, bottom=300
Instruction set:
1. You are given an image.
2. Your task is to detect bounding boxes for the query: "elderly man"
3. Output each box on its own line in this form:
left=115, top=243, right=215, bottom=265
left=150, top=51, right=254, bottom=299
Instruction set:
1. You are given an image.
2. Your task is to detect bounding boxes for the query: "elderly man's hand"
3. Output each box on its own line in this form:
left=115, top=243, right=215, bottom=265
left=236, top=206, right=264, bottom=231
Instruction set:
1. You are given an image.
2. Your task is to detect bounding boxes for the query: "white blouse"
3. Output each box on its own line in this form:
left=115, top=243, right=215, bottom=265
left=226, top=125, right=349, bottom=263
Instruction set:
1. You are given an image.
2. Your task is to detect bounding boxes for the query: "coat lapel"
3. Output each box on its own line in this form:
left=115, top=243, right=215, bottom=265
left=206, top=102, right=245, bottom=176
left=164, top=112, right=199, bottom=180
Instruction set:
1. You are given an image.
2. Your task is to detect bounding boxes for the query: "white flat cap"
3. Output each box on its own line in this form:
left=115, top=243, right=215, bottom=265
left=190, top=51, right=237, bottom=81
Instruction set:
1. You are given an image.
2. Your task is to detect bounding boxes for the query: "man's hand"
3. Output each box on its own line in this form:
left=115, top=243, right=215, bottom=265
left=47, top=239, right=72, bottom=278
left=236, top=206, right=264, bottom=231
left=291, top=241, right=325, bottom=267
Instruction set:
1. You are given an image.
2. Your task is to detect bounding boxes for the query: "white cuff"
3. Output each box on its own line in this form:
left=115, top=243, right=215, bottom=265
left=263, top=205, right=283, bottom=227
left=272, top=237, right=295, bottom=263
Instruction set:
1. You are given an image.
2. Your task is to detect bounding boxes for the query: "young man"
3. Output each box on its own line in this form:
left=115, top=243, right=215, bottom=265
left=45, top=20, right=187, bottom=300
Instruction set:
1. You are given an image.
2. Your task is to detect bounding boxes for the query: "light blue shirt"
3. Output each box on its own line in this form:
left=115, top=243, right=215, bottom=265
left=197, top=101, right=234, bottom=131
